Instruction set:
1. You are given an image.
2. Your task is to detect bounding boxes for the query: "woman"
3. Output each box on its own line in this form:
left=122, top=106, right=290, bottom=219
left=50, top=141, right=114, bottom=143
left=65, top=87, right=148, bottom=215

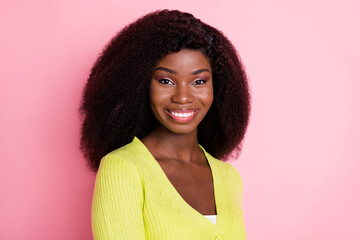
left=80, top=9, right=250, bottom=239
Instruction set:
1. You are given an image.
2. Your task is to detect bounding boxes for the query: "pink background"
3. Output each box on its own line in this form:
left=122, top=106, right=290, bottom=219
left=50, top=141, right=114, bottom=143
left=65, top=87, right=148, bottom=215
left=1, top=0, right=359, bottom=239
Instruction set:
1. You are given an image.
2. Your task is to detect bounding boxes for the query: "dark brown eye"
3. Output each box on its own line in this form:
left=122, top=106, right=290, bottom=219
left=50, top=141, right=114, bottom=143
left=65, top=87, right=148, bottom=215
left=192, top=79, right=206, bottom=85
left=159, top=78, right=175, bottom=85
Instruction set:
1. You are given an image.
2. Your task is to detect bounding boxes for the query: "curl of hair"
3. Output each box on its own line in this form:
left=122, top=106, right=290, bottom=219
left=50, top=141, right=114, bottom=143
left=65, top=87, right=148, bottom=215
left=80, top=10, right=251, bottom=172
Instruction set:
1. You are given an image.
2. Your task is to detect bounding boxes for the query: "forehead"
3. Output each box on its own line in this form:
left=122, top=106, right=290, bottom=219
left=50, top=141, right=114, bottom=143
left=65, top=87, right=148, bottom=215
left=155, top=49, right=211, bottom=71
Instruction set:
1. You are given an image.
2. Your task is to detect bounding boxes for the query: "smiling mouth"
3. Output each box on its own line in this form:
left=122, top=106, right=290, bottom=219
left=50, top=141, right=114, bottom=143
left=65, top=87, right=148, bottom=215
left=166, top=109, right=198, bottom=122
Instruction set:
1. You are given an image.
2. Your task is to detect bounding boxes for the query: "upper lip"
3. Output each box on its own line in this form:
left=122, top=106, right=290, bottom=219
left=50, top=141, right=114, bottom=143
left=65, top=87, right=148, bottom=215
left=167, top=108, right=198, bottom=113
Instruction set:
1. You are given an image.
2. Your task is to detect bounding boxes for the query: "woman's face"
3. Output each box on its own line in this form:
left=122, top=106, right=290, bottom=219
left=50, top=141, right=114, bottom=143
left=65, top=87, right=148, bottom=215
left=150, top=49, right=213, bottom=135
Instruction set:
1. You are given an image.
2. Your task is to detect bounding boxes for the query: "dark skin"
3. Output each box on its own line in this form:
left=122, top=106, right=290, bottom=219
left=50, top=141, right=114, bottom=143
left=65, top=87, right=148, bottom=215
left=141, top=49, right=216, bottom=215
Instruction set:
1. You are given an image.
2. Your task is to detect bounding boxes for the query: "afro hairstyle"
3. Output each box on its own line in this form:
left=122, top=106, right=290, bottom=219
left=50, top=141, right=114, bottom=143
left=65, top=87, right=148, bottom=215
left=80, top=9, right=251, bottom=172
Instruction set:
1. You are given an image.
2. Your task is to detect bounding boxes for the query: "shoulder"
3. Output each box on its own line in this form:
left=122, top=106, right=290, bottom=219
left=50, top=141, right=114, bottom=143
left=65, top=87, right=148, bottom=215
left=204, top=150, right=244, bottom=191
left=98, top=137, right=146, bottom=171
left=206, top=153, right=245, bottom=206
left=202, top=148, right=243, bottom=182
left=216, top=160, right=243, bottom=186
left=218, top=160, right=242, bottom=179
left=96, top=137, right=148, bottom=185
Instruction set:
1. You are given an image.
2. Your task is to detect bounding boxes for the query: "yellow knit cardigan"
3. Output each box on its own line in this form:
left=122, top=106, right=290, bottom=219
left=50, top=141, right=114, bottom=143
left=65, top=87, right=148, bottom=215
left=92, top=137, right=246, bottom=239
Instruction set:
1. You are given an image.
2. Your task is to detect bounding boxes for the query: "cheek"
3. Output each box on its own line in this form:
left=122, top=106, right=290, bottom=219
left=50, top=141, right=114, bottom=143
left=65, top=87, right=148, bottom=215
left=150, top=90, right=167, bottom=108
left=149, top=84, right=170, bottom=118
left=205, top=81, right=214, bottom=104
left=207, top=94, right=214, bottom=108
left=149, top=82, right=161, bottom=106
left=200, top=87, right=214, bottom=107
left=149, top=97, right=163, bottom=124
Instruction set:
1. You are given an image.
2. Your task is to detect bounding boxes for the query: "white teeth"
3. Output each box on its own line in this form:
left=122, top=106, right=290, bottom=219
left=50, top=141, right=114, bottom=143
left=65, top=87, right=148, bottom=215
left=170, top=111, right=194, bottom=118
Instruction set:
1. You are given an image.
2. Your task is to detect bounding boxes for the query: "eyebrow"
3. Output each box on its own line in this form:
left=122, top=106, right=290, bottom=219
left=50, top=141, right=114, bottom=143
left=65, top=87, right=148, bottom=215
left=154, top=67, right=210, bottom=75
left=192, top=68, right=210, bottom=75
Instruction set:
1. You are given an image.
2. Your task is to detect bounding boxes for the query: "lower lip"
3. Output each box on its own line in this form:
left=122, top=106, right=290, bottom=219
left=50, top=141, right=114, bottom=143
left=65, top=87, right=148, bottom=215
left=166, top=110, right=198, bottom=123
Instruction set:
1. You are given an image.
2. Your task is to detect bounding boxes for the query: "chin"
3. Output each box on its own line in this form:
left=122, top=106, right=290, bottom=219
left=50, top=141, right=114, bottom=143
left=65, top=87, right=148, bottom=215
left=164, top=124, right=198, bottom=135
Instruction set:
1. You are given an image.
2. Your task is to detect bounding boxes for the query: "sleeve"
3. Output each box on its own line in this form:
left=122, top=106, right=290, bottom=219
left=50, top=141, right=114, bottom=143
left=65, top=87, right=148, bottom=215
left=91, top=153, right=145, bottom=240
left=231, top=165, right=244, bottom=208
left=223, top=163, right=247, bottom=238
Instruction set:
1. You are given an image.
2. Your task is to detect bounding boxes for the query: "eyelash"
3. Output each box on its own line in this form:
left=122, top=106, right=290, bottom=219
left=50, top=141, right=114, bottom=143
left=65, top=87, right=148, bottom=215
left=191, top=79, right=207, bottom=85
left=158, top=78, right=207, bottom=85
left=158, top=78, right=175, bottom=85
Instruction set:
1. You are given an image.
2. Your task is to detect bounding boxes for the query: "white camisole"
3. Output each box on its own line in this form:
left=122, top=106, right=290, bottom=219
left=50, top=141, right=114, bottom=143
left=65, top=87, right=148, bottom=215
left=203, top=215, right=217, bottom=224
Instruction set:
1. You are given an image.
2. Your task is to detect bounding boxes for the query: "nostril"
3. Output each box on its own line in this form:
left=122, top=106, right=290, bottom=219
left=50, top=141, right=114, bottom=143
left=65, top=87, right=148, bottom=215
left=171, top=93, right=194, bottom=103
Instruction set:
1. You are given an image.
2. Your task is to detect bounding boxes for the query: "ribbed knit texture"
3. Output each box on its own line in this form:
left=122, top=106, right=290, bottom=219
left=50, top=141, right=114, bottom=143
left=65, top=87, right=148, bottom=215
left=92, top=137, right=246, bottom=239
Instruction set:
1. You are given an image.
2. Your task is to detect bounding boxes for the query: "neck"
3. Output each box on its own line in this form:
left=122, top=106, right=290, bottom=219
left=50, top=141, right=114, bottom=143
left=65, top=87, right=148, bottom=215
left=141, top=124, right=202, bottom=164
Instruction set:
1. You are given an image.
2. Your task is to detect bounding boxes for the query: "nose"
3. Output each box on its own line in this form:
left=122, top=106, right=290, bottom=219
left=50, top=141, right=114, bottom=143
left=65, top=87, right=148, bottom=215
left=171, top=84, right=194, bottom=104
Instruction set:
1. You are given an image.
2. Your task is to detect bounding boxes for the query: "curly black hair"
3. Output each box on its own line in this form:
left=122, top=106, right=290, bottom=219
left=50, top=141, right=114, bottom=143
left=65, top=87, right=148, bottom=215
left=80, top=9, right=251, bottom=172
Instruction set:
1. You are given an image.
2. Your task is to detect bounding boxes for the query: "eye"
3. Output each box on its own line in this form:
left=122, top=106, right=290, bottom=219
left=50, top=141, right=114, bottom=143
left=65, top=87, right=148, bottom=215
left=158, top=78, right=175, bottom=85
left=191, top=79, right=207, bottom=85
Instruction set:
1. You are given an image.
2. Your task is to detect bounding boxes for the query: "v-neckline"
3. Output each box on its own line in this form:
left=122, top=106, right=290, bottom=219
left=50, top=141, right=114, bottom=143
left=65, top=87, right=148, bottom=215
left=133, top=137, right=229, bottom=230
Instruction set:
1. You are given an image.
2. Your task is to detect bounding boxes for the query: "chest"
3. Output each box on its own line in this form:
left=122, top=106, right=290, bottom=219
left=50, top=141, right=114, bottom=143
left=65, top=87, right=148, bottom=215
left=156, top=160, right=216, bottom=215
